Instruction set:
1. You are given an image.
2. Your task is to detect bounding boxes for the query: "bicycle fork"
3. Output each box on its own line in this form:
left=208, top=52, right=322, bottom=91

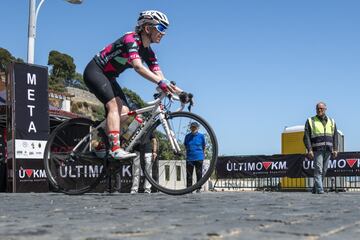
left=159, top=112, right=182, bottom=154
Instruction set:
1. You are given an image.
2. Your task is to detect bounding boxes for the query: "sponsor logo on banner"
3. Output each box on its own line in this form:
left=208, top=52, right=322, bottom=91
left=18, top=167, right=47, bottom=182
left=57, top=164, right=134, bottom=179
left=346, top=159, right=358, bottom=168
left=226, top=161, right=288, bottom=175
left=119, top=165, right=135, bottom=184
left=217, top=154, right=360, bottom=179
left=9, top=63, right=50, bottom=192
left=55, top=164, right=135, bottom=193
left=303, top=158, right=360, bottom=173
left=59, top=165, right=104, bottom=178
left=226, top=161, right=287, bottom=173
left=15, top=139, right=47, bottom=159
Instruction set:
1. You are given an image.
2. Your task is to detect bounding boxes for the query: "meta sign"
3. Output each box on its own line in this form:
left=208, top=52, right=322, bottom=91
left=7, top=63, right=49, bottom=192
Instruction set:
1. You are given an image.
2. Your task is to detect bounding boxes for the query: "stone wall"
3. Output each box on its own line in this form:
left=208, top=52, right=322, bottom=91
left=66, top=87, right=102, bottom=106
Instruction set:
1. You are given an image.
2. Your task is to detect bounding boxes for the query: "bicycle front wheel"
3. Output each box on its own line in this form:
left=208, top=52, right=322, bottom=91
left=140, top=112, right=218, bottom=195
left=44, top=118, right=109, bottom=195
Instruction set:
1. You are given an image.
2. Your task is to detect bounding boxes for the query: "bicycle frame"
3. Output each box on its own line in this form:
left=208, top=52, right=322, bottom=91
left=72, top=90, right=185, bottom=156
left=122, top=91, right=184, bottom=154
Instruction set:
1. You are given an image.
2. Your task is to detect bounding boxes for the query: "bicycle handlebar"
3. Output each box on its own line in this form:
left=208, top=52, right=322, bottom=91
left=145, top=87, right=194, bottom=112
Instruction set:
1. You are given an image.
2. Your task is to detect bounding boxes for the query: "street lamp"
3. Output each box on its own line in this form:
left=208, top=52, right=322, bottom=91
left=27, top=0, right=83, bottom=64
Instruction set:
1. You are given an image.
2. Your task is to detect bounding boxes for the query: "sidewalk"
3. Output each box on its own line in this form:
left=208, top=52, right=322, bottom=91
left=0, top=191, right=359, bottom=239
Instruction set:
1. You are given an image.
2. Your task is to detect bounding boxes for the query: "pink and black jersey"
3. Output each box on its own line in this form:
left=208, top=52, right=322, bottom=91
left=93, top=32, right=160, bottom=79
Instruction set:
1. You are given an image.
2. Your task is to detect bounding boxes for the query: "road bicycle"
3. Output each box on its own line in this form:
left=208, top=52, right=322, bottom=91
left=43, top=88, right=218, bottom=195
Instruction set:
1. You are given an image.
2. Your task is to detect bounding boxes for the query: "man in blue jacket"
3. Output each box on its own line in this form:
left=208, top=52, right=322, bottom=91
left=184, top=122, right=205, bottom=193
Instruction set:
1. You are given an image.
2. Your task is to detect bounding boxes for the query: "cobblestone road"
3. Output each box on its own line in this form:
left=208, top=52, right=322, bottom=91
left=0, top=191, right=359, bottom=240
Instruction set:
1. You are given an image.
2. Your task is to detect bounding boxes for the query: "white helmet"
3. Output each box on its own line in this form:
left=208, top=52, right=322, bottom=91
left=137, top=10, right=169, bottom=28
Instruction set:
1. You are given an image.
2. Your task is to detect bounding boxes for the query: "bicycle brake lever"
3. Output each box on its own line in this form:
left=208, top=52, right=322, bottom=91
left=153, top=93, right=161, bottom=99
left=167, top=93, right=173, bottom=101
left=187, top=93, right=194, bottom=112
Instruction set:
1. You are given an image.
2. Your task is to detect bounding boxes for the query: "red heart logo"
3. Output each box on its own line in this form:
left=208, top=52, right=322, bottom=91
left=25, top=169, right=33, bottom=177
left=346, top=159, right=357, bottom=168
left=262, top=162, right=272, bottom=170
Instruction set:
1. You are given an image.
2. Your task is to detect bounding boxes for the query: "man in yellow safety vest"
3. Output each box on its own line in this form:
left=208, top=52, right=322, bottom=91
left=303, top=102, right=338, bottom=194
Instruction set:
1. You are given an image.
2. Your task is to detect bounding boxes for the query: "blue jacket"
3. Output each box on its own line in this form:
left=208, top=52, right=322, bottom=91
left=184, top=132, right=205, bottom=161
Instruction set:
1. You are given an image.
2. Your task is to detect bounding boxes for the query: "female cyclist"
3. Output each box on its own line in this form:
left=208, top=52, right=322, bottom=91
left=83, top=10, right=182, bottom=160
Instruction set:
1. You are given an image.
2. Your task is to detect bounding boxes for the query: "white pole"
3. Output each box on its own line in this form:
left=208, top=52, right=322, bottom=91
left=27, top=0, right=82, bottom=64
left=27, top=0, right=36, bottom=64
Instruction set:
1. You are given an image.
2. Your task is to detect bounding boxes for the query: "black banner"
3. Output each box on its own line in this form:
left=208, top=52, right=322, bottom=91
left=13, top=63, right=49, bottom=161
left=15, top=159, right=48, bottom=192
left=14, top=63, right=49, bottom=140
left=7, top=63, right=49, bottom=192
left=50, top=123, right=144, bottom=193
left=217, top=152, right=360, bottom=179
left=52, top=161, right=145, bottom=193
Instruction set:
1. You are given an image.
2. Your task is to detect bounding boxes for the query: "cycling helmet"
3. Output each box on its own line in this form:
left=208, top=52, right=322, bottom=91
left=190, top=122, right=200, bottom=128
left=137, top=10, right=169, bottom=28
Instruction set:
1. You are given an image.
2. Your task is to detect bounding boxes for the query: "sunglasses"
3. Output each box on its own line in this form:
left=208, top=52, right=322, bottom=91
left=153, top=24, right=167, bottom=34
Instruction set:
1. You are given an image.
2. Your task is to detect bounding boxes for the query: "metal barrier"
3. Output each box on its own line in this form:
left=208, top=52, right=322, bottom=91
left=213, top=176, right=360, bottom=192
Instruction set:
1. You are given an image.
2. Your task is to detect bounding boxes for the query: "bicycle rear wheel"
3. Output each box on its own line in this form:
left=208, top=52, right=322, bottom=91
left=44, top=118, right=109, bottom=195
left=140, top=112, right=218, bottom=195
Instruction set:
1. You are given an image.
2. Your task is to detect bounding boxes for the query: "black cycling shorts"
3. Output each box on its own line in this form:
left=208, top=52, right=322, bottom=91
left=83, top=59, right=128, bottom=106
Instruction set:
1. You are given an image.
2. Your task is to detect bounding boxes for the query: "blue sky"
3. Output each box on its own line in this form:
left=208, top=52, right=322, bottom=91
left=2, top=0, right=360, bottom=155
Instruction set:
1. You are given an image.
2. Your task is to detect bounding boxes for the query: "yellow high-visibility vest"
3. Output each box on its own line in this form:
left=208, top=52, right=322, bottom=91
left=308, top=116, right=335, bottom=149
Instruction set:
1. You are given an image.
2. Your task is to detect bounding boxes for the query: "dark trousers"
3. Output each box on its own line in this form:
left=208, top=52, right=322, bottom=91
left=186, top=161, right=203, bottom=188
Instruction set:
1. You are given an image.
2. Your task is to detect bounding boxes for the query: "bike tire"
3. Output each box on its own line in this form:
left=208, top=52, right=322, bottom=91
left=140, top=112, right=218, bottom=195
left=43, top=118, right=109, bottom=195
